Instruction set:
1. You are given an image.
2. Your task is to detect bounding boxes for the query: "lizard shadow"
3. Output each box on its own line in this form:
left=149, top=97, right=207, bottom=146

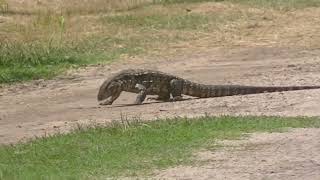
left=101, top=97, right=200, bottom=108
left=72, top=97, right=199, bottom=110
left=71, top=102, right=164, bottom=110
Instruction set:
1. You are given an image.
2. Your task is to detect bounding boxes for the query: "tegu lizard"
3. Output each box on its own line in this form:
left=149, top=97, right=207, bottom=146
left=97, top=69, right=320, bottom=105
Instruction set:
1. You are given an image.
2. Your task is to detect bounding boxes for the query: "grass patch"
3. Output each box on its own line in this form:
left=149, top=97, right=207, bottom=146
left=0, top=116, right=319, bottom=179
left=104, top=13, right=211, bottom=30
left=0, top=35, right=146, bottom=83
left=0, top=40, right=103, bottom=83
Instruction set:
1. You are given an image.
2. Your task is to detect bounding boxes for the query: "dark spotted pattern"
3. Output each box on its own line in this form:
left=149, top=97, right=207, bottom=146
left=97, top=69, right=320, bottom=105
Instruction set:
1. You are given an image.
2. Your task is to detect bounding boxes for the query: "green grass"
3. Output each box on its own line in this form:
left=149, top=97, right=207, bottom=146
left=0, top=36, right=145, bottom=83
left=0, top=116, right=319, bottom=179
left=0, top=41, right=87, bottom=83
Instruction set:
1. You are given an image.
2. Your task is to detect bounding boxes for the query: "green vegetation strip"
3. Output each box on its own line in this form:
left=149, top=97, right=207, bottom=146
left=0, top=116, right=319, bottom=179
left=0, top=37, right=142, bottom=83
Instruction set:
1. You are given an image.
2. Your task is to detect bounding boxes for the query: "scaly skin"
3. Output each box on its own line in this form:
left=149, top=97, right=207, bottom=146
left=97, top=69, right=320, bottom=105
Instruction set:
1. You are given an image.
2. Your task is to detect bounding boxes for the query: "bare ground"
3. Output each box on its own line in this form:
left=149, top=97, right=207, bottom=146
left=155, top=128, right=320, bottom=180
left=1, top=45, right=320, bottom=179
left=1, top=46, right=320, bottom=144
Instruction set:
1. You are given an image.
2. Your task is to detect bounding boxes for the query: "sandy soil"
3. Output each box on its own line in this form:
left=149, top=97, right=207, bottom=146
left=155, top=128, right=320, bottom=180
left=1, top=45, right=320, bottom=179
left=1, top=46, right=320, bottom=144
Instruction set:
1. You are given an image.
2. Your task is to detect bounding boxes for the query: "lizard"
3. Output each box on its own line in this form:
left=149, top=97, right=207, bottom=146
left=97, top=68, right=320, bottom=105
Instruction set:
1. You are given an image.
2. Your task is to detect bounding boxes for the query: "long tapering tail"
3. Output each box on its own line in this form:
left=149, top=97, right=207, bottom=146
left=182, top=81, right=320, bottom=98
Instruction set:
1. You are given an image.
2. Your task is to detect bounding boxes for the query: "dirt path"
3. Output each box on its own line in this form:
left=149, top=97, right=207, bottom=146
left=155, top=128, right=320, bottom=180
left=1, top=46, right=320, bottom=144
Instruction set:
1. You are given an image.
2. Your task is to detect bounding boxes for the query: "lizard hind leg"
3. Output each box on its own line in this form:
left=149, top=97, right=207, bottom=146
left=170, top=79, right=184, bottom=101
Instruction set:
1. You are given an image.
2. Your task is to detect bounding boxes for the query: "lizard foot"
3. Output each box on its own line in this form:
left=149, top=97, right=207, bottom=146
left=171, top=96, right=183, bottom=101
left=99, top=100, right=112, bottom=106
left=147, top=97, right=171, bottom=102
left=146, top=97, right=164, bottom=101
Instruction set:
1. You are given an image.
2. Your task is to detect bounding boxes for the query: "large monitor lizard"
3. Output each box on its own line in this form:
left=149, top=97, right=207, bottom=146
left=97, top=69, right=320, bottom=105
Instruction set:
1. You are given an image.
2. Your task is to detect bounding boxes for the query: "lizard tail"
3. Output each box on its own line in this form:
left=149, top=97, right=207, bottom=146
left=182, top=81, right=320, bottom=98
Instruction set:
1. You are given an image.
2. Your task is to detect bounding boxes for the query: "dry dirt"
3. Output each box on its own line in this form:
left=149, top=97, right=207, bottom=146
left=155, top=128, right=320, bottom=180
left=1, top=46, right=320, bottom=144
left=1, top=45, right=320, bottom=178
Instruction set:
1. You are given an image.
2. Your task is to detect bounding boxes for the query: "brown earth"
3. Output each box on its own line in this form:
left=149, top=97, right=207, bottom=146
left=1, top=46, right=320, bottom=144
left=155, top=128, right=320, bottom=180
left=1, top=45, right=320, bottom=179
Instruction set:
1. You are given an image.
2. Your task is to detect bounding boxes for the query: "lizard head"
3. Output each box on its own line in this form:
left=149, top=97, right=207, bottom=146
left=97, top=79, right=121, bottom=102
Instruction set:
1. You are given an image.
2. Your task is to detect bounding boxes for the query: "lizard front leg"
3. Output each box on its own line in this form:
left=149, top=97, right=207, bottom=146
left=134, top=84, right=147, bottom=105
left=170, top=79, right=184, bottom=101
left=99, top=90, right=121, bottom=105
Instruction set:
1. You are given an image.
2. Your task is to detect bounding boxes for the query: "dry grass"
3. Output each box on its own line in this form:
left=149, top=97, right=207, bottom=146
left=5, top=0, right=152, bottom=14
left=3, top=0, right=320, bottom=51
left=1, top=0, right=320, bottom=83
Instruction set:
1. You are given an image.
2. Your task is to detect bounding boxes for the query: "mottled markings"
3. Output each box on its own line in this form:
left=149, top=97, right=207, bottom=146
left=225, top=87, right=230, bottom=96
left=232, top=87, right=238, bottom=95
left=98, top=69, right=320, bottom=105
left=206, top=86, right=210, bottom=98
left=240, top=88, right=246, bottom=95
left=245, top=88, right=252, bottom=95
left=210, top=87, right=216, bottom=97
left=216, top=87, right=222, bottom=97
